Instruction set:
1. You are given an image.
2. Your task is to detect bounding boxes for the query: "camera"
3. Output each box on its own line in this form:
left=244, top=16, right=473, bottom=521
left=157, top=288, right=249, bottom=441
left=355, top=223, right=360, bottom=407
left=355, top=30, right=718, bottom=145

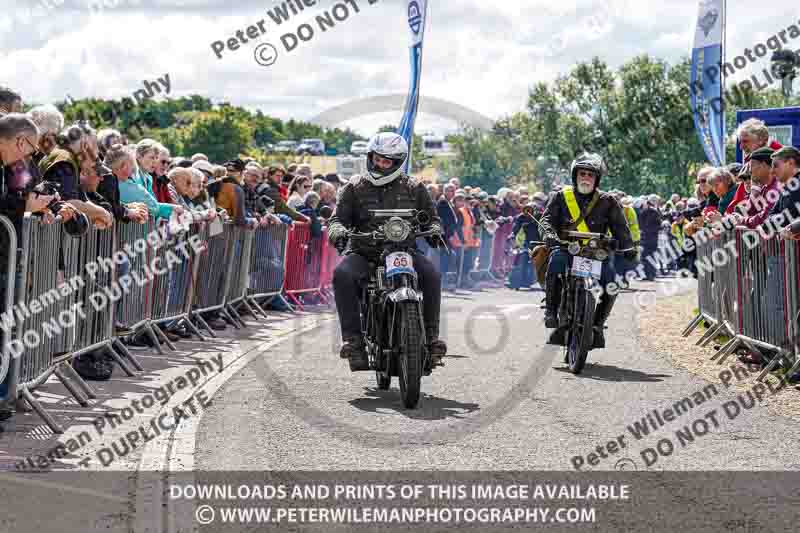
left=31, top=181, right=66, bottom=214
left=683, top=206, right=703, bottom=220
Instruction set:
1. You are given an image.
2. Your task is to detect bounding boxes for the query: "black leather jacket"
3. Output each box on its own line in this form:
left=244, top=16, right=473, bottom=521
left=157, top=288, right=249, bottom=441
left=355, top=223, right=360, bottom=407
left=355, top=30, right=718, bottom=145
left=328, top=174, right=441, bottom=256
left=540, top=187, right=633, bottom=251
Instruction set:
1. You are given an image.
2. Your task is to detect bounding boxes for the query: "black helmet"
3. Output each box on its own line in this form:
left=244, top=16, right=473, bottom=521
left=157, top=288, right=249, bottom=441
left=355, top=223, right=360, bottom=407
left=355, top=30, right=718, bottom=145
left=570, top=152, right=606, bottom=189
left=63, top=210, right=90, bottom=238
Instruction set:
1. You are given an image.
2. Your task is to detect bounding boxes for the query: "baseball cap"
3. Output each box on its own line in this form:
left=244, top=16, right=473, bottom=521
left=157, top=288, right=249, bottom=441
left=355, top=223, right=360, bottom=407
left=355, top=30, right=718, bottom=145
left=192, top=160, right=215, bottom=175
left=224, top=159, right=246, bottom=173
left=750, top=146, right=775, bottom=163
left=772, top=146, right=800, bottom=161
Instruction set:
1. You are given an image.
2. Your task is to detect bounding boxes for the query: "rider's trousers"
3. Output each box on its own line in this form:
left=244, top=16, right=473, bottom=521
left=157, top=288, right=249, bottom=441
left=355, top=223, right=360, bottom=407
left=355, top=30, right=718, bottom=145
left=333, top=251, right=442, bottom=340
left=546, top=249, right=617, bottom=312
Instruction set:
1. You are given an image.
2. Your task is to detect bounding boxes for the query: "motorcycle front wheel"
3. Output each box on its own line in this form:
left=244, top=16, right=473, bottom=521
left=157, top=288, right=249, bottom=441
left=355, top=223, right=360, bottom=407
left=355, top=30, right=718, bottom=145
left=376, top=372, right=391, bottom=390
left=397, top=303, right=423, bottom=408
left=566, top=281, right=595, bottom=374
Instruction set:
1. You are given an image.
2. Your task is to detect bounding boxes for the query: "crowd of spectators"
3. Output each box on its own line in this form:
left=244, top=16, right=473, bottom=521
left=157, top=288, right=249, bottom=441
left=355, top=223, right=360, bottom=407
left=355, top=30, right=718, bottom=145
left=3, top=83, right=800, bottom=415
left=0, top=85, right=346, bottom=391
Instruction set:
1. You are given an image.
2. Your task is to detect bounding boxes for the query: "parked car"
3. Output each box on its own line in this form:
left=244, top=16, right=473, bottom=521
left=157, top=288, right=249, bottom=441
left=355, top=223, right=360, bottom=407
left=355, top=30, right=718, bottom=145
left=295, top=138, right=325, bottom=156
left=275, top=140, right=298, bottom=153
left=350, top=141, right=368, bottom=155
left=336, top=155, right=367, bottom=179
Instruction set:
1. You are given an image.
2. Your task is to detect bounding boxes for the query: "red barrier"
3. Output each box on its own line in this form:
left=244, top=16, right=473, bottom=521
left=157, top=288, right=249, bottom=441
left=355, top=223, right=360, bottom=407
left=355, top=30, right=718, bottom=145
left=317, top=227, right=341, bottom=303
left=284, top=223, right=325, bottom=309
left=490, top=222, right=515, bottom=279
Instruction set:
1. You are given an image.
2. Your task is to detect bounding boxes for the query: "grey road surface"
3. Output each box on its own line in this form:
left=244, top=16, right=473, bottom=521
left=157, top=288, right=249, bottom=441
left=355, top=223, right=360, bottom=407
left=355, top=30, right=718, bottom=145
left=196, top=285, right=800, bottom=472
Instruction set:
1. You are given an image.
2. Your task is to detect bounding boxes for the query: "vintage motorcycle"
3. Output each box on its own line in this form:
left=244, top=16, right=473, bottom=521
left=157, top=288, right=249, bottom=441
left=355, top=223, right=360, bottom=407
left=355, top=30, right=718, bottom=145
left=538, top=230, right=631, bottom=374
left=345, top=209, right=444, bottom=408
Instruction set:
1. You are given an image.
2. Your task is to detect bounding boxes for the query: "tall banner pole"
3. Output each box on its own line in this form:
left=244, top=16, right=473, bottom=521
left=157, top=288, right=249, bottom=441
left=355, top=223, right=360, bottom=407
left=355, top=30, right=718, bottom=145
left=398, top=0, right=428, bottom=174
left=690, top=0, right=726, bottom=166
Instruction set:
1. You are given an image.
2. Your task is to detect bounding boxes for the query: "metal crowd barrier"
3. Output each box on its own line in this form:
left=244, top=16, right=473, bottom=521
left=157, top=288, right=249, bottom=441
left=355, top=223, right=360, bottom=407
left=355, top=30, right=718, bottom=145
left=284, top=223, right=325, bottom=309
left=682, top=229, right=716, bottom=336
left=115, top=217, right=155, bottom=336
left=224, top=225, right=259, bottom=323
left=684, top=226, right=800, bottom=381
left=0, top=216, right=17, bottom=407
left=8, top=217, right=140, bottom=432
left=246, top=223, right=289, bottom=311
left=473, top=226, right=496, bottom=280
left=148, top=224, right=206, bottom=349
left=191, top=222, right=239, bottom=335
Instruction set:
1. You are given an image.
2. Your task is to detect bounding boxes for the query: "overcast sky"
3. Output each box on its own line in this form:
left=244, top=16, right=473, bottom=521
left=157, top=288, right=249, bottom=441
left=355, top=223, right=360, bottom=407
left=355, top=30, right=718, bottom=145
left=2, top=0, right=798, bottom=136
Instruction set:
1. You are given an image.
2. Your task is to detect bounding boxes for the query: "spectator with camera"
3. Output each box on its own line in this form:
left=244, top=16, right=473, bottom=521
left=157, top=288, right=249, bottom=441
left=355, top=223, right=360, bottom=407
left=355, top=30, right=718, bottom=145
left=260, top=165, right=309, bottom=223
left=38, top=122, right=108, bottom=229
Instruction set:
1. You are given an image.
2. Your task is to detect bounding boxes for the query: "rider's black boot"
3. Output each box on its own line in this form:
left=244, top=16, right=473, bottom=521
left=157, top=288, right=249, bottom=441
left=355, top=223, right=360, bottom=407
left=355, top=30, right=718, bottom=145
left=426, top=326, right=447, bottom=369
left=544, top=274, right=561, bottom=329
left=592, top=293, right=617, bottom=349
left=340, top=337, right=369, bottom=371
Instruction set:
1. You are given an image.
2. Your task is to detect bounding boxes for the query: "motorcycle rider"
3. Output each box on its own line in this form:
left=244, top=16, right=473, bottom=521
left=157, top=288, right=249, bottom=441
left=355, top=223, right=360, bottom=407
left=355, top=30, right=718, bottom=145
left=328, top=132, right=447, bottom=370
left=540, top=152, right=636, bottom=348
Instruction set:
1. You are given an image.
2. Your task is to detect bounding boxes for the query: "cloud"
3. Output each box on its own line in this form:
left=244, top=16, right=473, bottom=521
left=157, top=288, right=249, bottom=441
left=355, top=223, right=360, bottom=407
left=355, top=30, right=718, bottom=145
left=3, top=0, right=795, bottom=137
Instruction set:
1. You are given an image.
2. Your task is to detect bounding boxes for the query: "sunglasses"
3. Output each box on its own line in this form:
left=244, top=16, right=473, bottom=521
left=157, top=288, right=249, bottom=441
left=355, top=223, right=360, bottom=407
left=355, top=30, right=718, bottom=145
left=696, top=178, right=707, bottom=184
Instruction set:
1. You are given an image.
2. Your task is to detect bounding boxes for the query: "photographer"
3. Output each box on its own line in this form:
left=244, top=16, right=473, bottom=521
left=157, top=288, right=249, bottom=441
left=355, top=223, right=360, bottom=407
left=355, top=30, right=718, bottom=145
left=39, top=122, right=112, bottom=229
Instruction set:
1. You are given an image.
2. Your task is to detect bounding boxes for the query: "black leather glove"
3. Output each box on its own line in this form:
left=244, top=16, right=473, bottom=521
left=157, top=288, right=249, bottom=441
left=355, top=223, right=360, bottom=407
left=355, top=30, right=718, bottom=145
left=334, top=233, right=350, bottom=253
left=622, top=249, right=639, bottom=261
left=545, top=235, right=560, bottom=249
left=425, top=234, right=442, bottom=248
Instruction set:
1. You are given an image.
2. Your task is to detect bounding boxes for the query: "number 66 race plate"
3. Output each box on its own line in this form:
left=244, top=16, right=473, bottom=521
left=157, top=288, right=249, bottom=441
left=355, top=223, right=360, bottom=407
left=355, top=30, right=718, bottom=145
left=386, top=252, right=415, bottom=277
left=571, top=257, right=602, bottom=279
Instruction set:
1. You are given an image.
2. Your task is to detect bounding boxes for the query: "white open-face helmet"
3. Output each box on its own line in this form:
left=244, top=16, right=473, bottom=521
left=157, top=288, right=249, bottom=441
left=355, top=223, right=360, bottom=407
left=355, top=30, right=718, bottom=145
left=365, top=132, right=408, bottom=186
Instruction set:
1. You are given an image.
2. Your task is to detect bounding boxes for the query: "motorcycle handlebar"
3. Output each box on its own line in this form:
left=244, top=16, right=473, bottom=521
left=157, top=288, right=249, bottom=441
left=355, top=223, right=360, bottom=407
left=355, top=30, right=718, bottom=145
left=347, top=229, right=441, bottom=241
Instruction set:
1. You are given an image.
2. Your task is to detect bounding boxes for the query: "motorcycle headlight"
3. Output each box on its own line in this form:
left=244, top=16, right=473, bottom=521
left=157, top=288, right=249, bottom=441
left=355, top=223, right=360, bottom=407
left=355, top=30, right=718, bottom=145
left=595, top=249, right=609, bottom=261
left=568, top=242, right=581, bottom=255
left=384, top=217, right=411, bottom=242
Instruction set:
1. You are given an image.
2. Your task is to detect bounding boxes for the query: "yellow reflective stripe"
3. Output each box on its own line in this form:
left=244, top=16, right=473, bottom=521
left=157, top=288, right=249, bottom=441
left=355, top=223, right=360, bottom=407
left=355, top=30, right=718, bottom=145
left=563, top=186, right=590, bottom=234
left=624, top=206, right=641, bottom=242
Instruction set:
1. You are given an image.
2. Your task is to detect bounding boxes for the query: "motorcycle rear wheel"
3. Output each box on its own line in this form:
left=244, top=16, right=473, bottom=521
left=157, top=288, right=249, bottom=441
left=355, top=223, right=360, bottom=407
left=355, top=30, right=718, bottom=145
left=566, top=282, right=595, bottom=374
left=397, top=303, right=423, bottom=408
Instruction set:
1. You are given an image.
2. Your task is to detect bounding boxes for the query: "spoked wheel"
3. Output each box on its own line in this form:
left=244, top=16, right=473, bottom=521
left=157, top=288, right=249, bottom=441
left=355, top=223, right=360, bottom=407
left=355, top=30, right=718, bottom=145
left=376, top=371, right=391, bottom=390
left=567, top=283, right=595, bottom=374
left=397, top=303, right=423, bottom=408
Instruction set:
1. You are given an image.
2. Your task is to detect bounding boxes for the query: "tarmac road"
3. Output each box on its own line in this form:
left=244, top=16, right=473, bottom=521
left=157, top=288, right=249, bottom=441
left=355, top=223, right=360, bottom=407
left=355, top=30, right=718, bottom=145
left=195, top=283, right=800, bottom=472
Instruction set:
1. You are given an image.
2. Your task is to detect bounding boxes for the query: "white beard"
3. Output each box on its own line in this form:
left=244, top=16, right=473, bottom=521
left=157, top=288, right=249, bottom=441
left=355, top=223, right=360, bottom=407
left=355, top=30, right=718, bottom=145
left=577, top=182, right=594, bottom=195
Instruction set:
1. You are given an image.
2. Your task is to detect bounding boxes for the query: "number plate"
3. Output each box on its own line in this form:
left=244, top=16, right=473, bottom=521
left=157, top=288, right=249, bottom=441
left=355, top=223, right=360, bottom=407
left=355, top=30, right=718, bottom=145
left=385, top=252, right=415, bottom=277
left=571, top=257, right=602, bottom=279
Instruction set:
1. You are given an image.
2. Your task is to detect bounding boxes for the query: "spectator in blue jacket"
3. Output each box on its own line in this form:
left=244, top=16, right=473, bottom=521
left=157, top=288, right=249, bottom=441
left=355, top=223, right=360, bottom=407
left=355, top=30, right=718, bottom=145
left=436, top=183, right=463, bottom=287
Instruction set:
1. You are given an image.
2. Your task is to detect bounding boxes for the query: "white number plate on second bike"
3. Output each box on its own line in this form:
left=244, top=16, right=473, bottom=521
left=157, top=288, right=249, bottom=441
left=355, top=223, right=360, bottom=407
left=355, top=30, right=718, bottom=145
left=571, top=257, right=602, bottom=280
left=386, top=252, right=415, bottom=277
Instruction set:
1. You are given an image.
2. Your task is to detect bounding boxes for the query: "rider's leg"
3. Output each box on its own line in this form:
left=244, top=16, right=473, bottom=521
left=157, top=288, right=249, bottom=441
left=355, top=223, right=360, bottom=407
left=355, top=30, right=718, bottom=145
left=414, top=253, right=446, bottom=357
left=592, top=259, right=619, bottom=349
left=544, top=249, right=569, bottom=329
left=332, top=254, right=370, bottom=363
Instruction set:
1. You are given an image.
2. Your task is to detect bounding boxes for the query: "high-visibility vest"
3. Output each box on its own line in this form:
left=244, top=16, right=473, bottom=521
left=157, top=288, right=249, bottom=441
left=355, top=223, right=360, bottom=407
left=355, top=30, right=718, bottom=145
left=624, top=205, right=641, bottom=243
left=459, top=206, right=480, bottom=248
left=671, top=222, right=684, bottom=250
left=563, top=186, right=591, bottom=234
